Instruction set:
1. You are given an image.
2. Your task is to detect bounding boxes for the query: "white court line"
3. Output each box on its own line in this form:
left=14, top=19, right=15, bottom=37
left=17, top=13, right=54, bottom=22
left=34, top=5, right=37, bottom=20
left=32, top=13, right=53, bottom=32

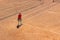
left=0, top=1, right=42, bottom=21
left=25, top=2, right=58, bottom=20
left=48, top=10, right=60, bottom=14
left=23, top=4, right=56, bottom=19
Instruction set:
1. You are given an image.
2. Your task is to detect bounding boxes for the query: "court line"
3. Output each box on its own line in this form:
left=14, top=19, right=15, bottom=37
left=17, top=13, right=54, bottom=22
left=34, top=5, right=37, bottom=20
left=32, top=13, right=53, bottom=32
left=0, top=3, right=56, bottom=21
left=23, top=2, right=58, bottom=20
left=0, top=1, right=42, bottom=21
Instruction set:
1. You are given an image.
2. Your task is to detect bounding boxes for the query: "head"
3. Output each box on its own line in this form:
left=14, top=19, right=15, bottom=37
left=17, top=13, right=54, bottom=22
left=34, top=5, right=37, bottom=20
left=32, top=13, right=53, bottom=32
left=19, top=13, right=21, bottom=15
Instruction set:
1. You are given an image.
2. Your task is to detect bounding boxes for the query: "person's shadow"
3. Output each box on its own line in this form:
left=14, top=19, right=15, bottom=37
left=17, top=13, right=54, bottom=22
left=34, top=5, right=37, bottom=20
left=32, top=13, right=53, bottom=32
left=17, top=24, right=22, bottom=28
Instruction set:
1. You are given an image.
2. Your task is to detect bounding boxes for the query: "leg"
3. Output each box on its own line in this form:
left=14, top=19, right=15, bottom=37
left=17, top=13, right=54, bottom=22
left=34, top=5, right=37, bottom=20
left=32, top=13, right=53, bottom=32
left=18, top=19, right=22, bottom=26
left=17, top=19, right=22, bottom=28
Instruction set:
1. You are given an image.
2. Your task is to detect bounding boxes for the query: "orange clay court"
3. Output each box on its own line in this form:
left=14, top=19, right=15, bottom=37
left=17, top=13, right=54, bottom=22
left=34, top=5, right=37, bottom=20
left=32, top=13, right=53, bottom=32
left=0, top=0, right=60, bottom=40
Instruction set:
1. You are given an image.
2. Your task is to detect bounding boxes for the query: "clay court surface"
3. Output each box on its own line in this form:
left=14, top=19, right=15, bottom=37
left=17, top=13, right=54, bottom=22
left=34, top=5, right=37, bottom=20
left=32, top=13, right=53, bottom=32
left=0, top=0, right=60, bottom=40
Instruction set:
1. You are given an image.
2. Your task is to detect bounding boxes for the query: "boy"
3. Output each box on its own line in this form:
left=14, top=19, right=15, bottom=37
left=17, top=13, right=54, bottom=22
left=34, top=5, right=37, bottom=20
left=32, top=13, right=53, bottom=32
left=17, top=13, right=22, bottom=28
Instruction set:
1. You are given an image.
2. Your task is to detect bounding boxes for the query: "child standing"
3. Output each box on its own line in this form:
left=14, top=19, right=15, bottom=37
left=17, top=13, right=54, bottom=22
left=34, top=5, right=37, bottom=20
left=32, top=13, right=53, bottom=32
left=17, top=13, right=22, bottom=28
